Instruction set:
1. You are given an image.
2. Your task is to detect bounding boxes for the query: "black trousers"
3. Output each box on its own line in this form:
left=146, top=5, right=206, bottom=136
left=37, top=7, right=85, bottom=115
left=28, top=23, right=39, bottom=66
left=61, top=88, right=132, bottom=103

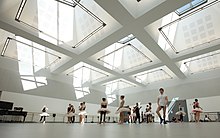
left=179, top=114, right=183, bottom=122
left=134, top=114, right=141, bottom=123
left=100, top=111, right=106, bottom=123
left=72, top=116, right=75, bottom=123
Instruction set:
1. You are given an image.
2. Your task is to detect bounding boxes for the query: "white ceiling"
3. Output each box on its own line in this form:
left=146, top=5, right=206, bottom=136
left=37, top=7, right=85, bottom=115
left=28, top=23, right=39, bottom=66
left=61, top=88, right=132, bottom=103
left=0, top=0, right=220, bottom=95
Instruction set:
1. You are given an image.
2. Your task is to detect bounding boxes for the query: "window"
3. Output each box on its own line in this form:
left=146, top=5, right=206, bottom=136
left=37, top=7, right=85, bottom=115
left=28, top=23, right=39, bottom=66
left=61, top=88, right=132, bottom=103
left=133, top=67, right=172, bottom=84
left=69, top=62, right=109, bottom=99
left=179, top=50, right=220, bottom=74
left=175, top=0, right=208, bottom=16
left=96, top=35, right=152, bottom=72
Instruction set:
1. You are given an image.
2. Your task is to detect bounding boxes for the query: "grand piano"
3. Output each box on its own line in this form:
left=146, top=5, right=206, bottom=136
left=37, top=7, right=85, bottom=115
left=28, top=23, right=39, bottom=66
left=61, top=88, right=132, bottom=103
left=0, top=101, right=27, bottom=122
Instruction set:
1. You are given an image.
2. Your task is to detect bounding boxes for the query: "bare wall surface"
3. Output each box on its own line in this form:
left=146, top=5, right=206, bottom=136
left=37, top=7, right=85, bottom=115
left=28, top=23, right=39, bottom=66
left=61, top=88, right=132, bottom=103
left=125, top=77, right=220, bottom=106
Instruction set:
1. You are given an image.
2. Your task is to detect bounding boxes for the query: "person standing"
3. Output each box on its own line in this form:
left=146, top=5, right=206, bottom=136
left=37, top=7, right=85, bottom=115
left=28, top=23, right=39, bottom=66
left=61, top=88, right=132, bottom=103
left=71, top=105, right=75, bottom=123
left=39, top=105, right=49, bottom=123
left=98, top=98, right=110, bottom=124
left=133, top=103, right=141, bottom=124
left=67, top=104, right=72, bottom=123
left=192, top=99, right=203, bottom=122
left=79, top=102, right=86, bottom=124
left=116, top=95, right=130, bottom=124
left=156, top=88, right=168, bottom=124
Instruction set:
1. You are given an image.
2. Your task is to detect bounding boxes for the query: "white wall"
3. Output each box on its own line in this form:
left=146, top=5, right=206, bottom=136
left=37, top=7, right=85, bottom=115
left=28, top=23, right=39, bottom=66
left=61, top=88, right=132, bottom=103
left=0, top=91, right=118, bottom=116
left=0, top=59, right=118, bottom=106
left=124, top=76, right=220, bottom=106
left=186, top=95, right=220, bottom=121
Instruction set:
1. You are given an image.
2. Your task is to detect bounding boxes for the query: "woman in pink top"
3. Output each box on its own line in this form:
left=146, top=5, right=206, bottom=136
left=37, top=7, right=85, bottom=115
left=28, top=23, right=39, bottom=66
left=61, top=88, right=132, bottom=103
left=192, top=99, right=203, bottom=122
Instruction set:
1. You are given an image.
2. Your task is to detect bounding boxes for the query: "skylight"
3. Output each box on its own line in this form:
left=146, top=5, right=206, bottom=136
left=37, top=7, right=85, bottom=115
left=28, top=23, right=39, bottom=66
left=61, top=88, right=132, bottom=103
left=158, top=0, right=220, bottom=54
left=92, top=34, right=156, bottom=72
left=15, top=0, right=106, bottom=48
left=103, top=79, right=136, bottom=90
left=67, top=62, right=109, bottom=83
left=133, top=67, right=172, bottom=84
left=14, top=36, right=48, bottom=91
left=1, top=37, right=62, bottom=70
left=68, top=62, right=109, bottom=99
left=175, top=0, right=208, bottom=16
left=103, top=79, right=134, bottom=103
left=179, top=50, right=220, bottom=74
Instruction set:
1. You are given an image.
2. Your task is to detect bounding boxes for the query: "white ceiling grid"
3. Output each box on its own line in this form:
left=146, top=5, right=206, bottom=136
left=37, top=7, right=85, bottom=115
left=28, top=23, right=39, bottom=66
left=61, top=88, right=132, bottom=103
left=0, top=0, right=220, bottom=95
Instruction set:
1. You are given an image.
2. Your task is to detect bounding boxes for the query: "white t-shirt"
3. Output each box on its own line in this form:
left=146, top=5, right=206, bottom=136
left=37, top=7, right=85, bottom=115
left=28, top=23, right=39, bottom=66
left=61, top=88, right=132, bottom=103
left=158, top=94, right=167, bottom=106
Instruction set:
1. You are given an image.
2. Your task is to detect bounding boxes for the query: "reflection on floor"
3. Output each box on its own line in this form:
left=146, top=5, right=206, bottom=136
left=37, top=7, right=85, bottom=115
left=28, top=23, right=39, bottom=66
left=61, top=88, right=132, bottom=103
left=0, top=122, right=220, bottom=138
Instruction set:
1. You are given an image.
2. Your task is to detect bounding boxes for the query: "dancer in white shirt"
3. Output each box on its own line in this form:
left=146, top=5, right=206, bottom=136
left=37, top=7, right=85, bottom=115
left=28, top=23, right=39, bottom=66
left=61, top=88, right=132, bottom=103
left=156, top=88, right=168, bottom=124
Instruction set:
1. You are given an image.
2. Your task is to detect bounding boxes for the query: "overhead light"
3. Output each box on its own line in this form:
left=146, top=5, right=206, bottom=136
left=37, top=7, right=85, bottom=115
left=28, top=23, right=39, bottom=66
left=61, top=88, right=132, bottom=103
left=137, top=0, right=141, bottom=2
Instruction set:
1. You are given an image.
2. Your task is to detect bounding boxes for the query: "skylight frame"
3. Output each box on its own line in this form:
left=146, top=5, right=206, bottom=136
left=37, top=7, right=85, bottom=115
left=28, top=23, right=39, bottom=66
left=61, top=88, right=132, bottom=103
left=175, top=0, right=208, bottom=16
left=97, top=43, right=152, bottom=72
left=133, top=68, right=173, bottom=84
left=15, top=0, right=106, bottom=48
left=66, top=63, right=109, bottom=83
left=103, top=79, right=136, bottom=90
left=118, top=34, right=136, bottom=44
left=182, top=50, right=220, bottom=74
left=158, top=0, right=220, bottom=54
left=1, top=37, right=61, bottom=68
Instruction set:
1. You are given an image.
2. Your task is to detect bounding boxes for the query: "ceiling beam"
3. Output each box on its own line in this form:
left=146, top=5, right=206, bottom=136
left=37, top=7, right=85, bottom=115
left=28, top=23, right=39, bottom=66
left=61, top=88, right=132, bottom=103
left=133, top=28, right=186, bottom=79
left=84, top=59, right=145, bottom=87
left=136, top=0, right=191, bottom=27
left=52, top=27, right=131, bottom=73
left=52, top=0, right=191, bottom=74
left=94, top=0, right=134, bottom=26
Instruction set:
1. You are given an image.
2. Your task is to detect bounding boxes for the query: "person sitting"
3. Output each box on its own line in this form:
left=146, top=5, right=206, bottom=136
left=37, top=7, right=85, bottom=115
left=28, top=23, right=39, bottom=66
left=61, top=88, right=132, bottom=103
left=204, top=115, right=211, bottom=122
left=175, top=108, right=186, bottom=122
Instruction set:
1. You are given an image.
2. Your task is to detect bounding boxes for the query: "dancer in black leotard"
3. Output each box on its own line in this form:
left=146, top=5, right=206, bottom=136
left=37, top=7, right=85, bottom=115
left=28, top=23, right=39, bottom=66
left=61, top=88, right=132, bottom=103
left=98, top=98, right=110, bottom=124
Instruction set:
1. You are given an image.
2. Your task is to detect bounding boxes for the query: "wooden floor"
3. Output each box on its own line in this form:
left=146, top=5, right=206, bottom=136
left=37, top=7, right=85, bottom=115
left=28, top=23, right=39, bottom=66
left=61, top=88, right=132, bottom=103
left=0, top=122, right=220, bottom=138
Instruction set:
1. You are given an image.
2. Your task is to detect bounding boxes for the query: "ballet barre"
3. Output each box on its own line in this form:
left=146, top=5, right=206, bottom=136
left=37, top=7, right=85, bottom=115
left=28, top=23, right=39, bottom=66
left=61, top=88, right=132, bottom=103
left=24, top=112, right=119, bottom=123
left=189, top=111, right=220, bottom=122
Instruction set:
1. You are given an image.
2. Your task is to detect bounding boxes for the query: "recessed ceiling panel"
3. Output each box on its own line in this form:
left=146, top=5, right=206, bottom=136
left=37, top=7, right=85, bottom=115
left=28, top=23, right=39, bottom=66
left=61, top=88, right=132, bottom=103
left=118, top=0, right=166, bottom=18
left=67, top=62, right=109, bottom=84
left=159, top=0, right=220, bottom=54
left=1, top=36, right=67, bottom=70
left=91, top=34, right=158, bottom=73
left=133, top=66, right=172, bottom=85
left=179, top=49, right=220, bottom=74
left=15, top=0, right=105, bottom=48
left=146, top=0, right=220, bottom=56
left=103, top=79, right=136, bottom=91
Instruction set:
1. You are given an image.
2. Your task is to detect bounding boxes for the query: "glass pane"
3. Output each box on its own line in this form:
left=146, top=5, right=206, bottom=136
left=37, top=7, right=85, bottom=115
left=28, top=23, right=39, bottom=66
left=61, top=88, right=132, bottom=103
left=21, top=80, right=37, bottom=91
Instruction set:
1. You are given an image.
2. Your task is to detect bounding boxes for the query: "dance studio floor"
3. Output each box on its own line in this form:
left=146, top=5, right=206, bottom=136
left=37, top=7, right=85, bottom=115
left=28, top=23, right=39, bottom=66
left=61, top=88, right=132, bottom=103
left=0, top=122, right=220, bottom=138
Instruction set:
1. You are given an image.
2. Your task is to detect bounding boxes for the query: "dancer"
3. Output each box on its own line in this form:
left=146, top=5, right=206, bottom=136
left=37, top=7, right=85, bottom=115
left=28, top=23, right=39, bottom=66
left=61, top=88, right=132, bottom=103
left=192, top=99, right=203, bottom=122
left=145, top=102, right=152, bottom=123
left=175, top=107, right=186, bottom=122
left=67, top=104, right=75, bottom=123
left=79, top=102, right=86, bottom=124
left=133, top=103, right=141, bottom=123
left=67, top=104, right=72, bottom=123
left=116, top=95, right=130, bottom=124
left=97, top=98, right=110, bottom=124
left=156, top=88, right=168, bottom=124
left=71, top=105, right=75, bottom=123
left=204, top=115, right=211, bottom=122
left=39, top=105, right=49, bottom=123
